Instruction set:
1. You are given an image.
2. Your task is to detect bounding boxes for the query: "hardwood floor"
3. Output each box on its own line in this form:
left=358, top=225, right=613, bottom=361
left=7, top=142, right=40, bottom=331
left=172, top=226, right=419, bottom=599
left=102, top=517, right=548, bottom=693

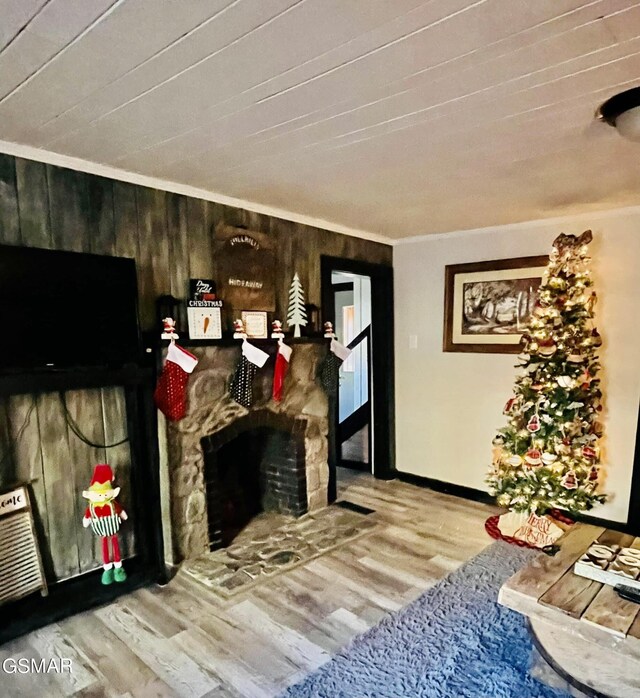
left=0, top=473, right=498, bottom=697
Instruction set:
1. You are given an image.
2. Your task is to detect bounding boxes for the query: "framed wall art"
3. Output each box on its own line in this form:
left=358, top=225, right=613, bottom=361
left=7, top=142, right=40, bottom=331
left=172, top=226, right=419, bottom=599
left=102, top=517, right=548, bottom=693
left=443, top=255, right=548, bottom=353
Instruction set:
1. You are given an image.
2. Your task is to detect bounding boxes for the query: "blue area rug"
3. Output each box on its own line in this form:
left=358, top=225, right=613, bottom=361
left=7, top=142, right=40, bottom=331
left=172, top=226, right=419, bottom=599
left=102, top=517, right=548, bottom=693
left=282, top=541, right=571, bottom=698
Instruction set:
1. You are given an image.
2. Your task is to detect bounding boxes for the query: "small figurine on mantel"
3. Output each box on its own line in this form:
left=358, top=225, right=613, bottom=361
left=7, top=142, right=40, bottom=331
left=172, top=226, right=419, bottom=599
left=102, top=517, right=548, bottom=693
left=271, top=320, right=285, bottom=339
left=233, top=318, right=247, bottom=339
left=323, top=321, right=336, bottom=338
left=82, top=464, right=128, bottom=585
left=161, top=317, right=179, bottom=341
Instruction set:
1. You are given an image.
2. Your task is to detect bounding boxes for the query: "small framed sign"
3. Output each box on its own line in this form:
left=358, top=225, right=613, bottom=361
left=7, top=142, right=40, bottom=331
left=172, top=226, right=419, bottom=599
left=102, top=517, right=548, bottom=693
left=187, top=278, right=223, bottom=340
left=241, top=311, right=268, bottom=339
left=188, top=306, right=222, bottom=339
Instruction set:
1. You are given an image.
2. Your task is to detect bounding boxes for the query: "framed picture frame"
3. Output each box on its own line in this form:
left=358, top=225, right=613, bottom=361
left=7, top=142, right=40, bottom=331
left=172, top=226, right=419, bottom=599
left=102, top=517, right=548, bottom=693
left=187, top=306, right=222, bottom=339
left=443, top=255, right=548, bottom=354
left=241, top=311, right=268, bottom=339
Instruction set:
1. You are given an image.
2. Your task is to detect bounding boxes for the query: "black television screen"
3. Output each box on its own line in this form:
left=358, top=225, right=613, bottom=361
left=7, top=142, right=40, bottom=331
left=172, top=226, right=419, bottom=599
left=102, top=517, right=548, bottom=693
left=0, top=245, right=141, bottom=371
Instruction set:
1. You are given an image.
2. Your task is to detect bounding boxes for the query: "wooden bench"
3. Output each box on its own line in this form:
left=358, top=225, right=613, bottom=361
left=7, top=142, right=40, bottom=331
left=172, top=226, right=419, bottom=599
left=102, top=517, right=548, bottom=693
left=499, top=524, right=640, bottom=698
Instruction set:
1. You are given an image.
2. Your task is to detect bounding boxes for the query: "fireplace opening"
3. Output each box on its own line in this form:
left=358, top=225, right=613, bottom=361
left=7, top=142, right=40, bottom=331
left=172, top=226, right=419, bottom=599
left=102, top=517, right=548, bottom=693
left=201, top=413, right=308, bottom=550
left=214, top=430, right=265, bottom=547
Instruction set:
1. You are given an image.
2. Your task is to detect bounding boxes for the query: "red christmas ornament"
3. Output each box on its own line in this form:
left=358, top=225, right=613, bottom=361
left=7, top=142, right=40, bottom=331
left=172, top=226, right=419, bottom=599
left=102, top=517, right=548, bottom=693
left=588, top=466, right=599, bottom=482
left=524, top=448, right=542, bottom=466
left=504, top=397, right=517, bottom=414
left=582, top=446, right=597, bottom=460
left=538, top=339, right=557, bottom=357
left=526, top=414, right=541, bottom=433
left=561, top=470, right=578, bottom=490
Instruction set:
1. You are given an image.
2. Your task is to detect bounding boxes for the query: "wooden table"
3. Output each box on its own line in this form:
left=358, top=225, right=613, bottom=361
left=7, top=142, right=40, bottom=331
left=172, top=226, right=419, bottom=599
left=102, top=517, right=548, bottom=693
left=499, top=524, right=640, bottom=698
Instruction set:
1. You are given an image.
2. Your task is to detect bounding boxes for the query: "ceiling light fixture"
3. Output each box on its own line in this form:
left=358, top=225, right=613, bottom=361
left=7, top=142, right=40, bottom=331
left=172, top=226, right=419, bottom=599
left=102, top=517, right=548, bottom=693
left=597, top=86, right=640, bottom=142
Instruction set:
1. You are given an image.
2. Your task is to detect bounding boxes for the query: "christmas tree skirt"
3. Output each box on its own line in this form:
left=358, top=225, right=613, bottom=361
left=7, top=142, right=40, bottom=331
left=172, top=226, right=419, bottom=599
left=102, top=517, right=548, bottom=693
left=486, top=511, right=571, bottom=550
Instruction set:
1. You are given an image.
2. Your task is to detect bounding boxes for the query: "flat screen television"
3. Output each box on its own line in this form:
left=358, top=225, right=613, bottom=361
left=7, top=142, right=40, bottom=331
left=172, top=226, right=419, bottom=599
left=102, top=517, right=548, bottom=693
left=0, top=245, right=142, bottom=371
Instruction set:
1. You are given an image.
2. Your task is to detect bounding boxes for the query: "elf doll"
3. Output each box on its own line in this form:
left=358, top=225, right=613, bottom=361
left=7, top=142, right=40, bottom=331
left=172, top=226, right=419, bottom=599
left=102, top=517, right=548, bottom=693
left=82, top=464, right=128, bottom=585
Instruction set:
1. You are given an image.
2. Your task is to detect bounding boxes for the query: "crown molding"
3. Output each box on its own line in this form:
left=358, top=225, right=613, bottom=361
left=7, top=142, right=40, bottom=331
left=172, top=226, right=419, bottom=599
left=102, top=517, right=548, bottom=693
left=0, top=140, right=394, bottom=246
left=393, top=203, right=640, bottom=245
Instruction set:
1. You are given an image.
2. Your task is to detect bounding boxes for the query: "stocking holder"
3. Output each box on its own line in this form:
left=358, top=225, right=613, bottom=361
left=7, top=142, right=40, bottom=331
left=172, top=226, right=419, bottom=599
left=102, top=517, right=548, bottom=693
left=233, top=318, right=247, bottom=339
left=323, top=321, right=336, bottom=339
left=271, top=320, right=285, bottom=339
left=161, top=317, right=179, bottom=342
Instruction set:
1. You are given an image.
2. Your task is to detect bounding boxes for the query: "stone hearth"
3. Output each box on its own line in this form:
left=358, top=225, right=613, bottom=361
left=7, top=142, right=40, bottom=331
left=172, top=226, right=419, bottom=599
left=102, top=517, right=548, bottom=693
left=165, top=343, right=329, bottom=562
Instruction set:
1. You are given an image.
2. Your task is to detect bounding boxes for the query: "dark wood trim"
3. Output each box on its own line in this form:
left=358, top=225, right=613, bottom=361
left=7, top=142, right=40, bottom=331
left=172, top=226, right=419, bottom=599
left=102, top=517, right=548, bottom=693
left=443, top=255, right=548, bottom=354
left=397, top=471, right=496, bottom=505
left=576, top=512, right=631, bottom=535
left=0, top=366, right=152, bottom=397
left=147, top=333, right=328, bottom=349
left=339, top=459, right=371, bottom=472
left=398, top=471, right=633, bottom=533
left=338, top=401, right=370, bottom=443
left=332, top=281, right=354, bottom=293
left=321, top=256, right=395, bottom=503
left=345, top=324, right=370, bottom=351
left=626, top=402, right=640, bottom=535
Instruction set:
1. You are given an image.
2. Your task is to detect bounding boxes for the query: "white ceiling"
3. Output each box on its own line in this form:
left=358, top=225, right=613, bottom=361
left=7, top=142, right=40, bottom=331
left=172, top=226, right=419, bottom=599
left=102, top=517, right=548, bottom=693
left=1, top=0, right=640, bottom=240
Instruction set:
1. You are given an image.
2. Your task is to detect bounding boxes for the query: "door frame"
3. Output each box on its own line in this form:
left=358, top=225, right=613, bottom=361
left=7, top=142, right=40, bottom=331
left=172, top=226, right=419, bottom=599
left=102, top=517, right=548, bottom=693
left=321, top=256, right=395, bottom=502
left=627, top=403, right=640, bottom=533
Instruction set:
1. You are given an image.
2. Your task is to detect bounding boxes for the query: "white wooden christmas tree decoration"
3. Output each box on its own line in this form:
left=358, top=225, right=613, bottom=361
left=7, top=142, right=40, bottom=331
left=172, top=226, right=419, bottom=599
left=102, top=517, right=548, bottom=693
left=286, top=272, right=308, bottom=338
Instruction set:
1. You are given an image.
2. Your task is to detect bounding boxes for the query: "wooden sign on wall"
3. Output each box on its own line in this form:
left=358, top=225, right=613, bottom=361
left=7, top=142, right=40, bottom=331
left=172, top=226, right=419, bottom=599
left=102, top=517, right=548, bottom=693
left=214, top=223, right=276, bottom=311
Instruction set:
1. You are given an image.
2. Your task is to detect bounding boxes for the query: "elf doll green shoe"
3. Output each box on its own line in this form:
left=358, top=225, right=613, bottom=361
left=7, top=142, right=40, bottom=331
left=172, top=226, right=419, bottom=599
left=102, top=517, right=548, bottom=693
left=101, top=567, right=114, bottom=585
left=113, top=566, right=127, bottom=583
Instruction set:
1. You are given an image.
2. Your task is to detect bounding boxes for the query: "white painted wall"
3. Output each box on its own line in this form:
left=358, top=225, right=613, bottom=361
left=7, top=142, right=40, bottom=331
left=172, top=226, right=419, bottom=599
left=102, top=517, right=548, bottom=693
left=394, top=207, right=640, bottom=523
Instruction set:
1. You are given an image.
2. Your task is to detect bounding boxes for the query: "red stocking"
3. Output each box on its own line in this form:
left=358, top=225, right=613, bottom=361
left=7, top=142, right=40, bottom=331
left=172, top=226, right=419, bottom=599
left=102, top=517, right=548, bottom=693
left=154, top=343, right=198, bottom=421
left=272, top=341, right=292, bottom=402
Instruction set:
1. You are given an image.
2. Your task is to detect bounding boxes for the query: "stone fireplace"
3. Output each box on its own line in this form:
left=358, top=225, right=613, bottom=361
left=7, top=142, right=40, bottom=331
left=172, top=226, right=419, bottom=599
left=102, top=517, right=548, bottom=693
left=164, top=342, right=329, bottom=562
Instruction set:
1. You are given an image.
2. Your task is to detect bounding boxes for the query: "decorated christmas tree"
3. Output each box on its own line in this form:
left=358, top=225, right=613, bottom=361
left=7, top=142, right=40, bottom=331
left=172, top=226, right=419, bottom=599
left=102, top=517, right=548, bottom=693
left=487, top=231, right=606, bottom=523
left=287, top=272, right=308, bottom=338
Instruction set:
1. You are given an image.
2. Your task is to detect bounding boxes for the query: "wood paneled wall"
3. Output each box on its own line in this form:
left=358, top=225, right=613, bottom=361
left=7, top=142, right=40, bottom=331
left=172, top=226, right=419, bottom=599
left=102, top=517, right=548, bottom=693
left=0, top=153, right=391, bottom=583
